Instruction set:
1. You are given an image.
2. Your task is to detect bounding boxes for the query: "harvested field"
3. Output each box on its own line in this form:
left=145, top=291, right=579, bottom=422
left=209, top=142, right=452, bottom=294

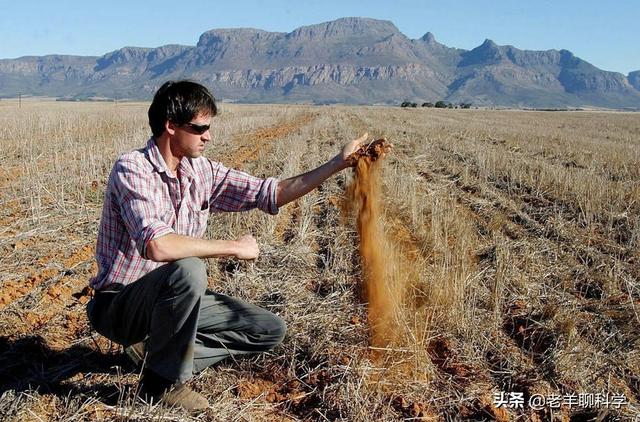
left=0, top=100, right=639, bottom=421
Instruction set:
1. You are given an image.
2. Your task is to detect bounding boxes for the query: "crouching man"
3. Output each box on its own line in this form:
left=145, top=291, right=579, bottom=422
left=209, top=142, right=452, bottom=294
left=87, top=80, right=367, bottom=411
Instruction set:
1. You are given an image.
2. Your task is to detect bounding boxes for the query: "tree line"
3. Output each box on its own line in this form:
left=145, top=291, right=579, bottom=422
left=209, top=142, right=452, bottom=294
left=400, top=101, right=472, bottom=109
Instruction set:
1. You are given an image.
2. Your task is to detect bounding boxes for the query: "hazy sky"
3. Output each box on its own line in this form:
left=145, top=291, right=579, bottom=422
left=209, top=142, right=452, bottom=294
left=0, top=0, right=637, bottom=74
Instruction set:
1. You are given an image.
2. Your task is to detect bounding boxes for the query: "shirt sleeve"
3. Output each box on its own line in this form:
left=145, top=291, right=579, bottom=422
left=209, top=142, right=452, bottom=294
left=111, top=158, right=175, bottom=259
left=209, top=160, right=279, bottom=215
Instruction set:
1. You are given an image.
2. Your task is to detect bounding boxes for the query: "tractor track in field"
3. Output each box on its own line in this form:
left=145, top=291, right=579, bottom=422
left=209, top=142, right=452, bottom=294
left=225, top=111, right=318, bottom=169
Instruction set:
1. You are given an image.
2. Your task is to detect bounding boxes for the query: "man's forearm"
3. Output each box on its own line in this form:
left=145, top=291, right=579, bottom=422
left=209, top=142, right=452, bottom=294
left=276, top=154, right=348, bottom=207
left=146, top=233, right=238, bottom=262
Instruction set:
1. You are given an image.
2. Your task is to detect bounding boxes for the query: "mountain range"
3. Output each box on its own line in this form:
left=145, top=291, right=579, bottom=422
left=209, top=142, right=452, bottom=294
left=1, top=17, right=639, bottom=108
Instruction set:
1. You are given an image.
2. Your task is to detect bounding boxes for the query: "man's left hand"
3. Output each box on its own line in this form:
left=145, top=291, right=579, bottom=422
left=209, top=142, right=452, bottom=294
left=339, top=133, right=369, bottom=168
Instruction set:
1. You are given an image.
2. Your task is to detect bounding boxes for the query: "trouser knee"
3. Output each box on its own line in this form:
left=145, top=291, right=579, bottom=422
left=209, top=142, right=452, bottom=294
left=169, top=257, right=207, bottom=297
left=266, top=314, right=287, bottom=347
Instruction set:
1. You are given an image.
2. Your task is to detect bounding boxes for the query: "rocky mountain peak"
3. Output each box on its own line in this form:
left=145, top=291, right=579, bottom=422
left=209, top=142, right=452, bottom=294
left=94, top=47, right=153, bottom=71
left=420, top=32, right=437, bottom=44
left=480, top=39, right=498, bottom=48
left=286, top=17, right=400, bottom=41
left=102, top=47, right=152, bottom=62
left=197, top=28, right=281, bottom=48
left=628, top=71, right=640, bottom=89
left=558, top=49, right=596, bottom=72
left=460, top=38, right=504, bottom=66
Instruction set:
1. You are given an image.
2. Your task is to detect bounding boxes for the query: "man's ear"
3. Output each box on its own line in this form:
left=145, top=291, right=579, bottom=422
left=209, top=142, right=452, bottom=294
left=165, top=120, right=176, bottom=136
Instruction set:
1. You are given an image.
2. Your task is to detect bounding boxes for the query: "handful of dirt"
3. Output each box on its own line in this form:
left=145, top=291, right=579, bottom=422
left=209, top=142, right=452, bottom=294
left=347, top=138, right=391, bottom=166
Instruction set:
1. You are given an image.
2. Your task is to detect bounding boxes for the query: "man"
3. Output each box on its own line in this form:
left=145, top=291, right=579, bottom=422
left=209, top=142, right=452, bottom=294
left=87, top=80, right=368, bottom=411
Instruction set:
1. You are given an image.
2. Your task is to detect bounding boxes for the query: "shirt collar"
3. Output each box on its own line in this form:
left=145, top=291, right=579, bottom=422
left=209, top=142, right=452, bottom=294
left=146, top=137, right=195, bottom=181
left=147, top=138, right=168, bottom=174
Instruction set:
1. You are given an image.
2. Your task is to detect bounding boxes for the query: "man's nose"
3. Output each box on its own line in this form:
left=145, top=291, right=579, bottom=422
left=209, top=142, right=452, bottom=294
left=201, top=130, right=211, bottom=142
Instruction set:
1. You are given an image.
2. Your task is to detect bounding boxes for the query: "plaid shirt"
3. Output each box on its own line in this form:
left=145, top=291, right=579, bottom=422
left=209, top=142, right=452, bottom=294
left=90, top=138, right=279, bottom=290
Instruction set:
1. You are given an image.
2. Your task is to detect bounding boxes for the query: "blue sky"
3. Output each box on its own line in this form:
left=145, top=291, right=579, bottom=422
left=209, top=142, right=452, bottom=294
left=0, top=0, right=637, bottom=74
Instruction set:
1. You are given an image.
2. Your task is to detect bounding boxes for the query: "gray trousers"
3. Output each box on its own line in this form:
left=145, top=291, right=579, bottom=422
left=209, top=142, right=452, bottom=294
left=86, top=257, right=287, bottom=384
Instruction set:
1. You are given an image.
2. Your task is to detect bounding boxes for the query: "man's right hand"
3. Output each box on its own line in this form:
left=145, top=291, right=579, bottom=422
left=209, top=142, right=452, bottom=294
left=234, top=234, right=260, bottom=260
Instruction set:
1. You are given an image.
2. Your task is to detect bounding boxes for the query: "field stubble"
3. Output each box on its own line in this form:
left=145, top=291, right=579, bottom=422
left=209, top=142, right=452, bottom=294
left=0, top=100, right=638, bottom=421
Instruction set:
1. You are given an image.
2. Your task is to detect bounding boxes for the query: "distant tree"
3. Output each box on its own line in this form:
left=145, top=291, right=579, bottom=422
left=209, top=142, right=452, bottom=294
left=447, top=103, right=454, bottom=109
left=401, top=101, right=411, bottom=108
left=460, top=103, right=472, bottom=109
left=422, top=102, right=434, bottom=107
left=435, top=101, right=447, bottom=108
left=410, top=102, right=418, bottom=108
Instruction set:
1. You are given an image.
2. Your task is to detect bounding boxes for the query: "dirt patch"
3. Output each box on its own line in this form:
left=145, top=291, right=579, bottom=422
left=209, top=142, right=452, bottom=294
left=0, top=243, right=94, bottom=312
left=391, top=395, right=437, bottom=420
left=1, top=277, right=91, bottom=343
left=453, top=393, right=512, bottom=421
left=235, top=365, right=337, bottom=420
left=236, top=377, right=310, bottom=405
left=227, top=112, right=317, bottom=168
left=0, top=268, right=58, bottom=309
left=38, top=243, right=94, bottom=268
left=428, top=337, right=475, bottom=386
left=275, top=201, right=301, bottom=243
left=503, top=307, right=558, bottom=367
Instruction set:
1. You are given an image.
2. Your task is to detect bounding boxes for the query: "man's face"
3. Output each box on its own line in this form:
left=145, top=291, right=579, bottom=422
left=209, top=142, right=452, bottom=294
left=169, top=112, right=212, bottom=159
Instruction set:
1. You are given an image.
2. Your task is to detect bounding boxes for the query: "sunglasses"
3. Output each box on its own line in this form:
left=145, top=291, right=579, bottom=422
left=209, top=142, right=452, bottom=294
left=179, top=122, right=211, bottom=135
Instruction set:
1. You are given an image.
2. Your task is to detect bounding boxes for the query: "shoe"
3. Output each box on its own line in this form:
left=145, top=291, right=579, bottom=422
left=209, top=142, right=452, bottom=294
left=125, top=341, right=146, bottom=367
left=139, top=368, right=209, bottom=412
left=156, top=383, right=209, bottom=411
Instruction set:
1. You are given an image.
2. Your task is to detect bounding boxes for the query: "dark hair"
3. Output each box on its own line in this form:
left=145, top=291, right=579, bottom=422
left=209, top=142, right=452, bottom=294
left=148, top=80, right=218, bottom=137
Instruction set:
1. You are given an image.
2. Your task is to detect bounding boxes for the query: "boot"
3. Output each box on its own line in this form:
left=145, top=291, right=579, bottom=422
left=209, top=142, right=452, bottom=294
left=125, top=341, right=146, bottom=367
left=139, top=368, right=209, bottom=412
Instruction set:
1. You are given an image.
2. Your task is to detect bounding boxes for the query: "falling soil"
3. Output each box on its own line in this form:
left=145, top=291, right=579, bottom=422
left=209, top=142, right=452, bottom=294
left=346, top=139, right=398, bottom=347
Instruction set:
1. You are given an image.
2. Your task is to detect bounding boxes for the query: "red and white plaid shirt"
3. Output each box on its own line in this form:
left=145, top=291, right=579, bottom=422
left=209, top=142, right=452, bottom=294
left=90, top=138, right=279, bottom=290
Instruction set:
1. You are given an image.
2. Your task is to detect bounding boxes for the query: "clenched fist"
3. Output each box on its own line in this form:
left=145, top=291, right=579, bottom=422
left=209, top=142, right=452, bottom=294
left=233, top=234, right=260, bottom=260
